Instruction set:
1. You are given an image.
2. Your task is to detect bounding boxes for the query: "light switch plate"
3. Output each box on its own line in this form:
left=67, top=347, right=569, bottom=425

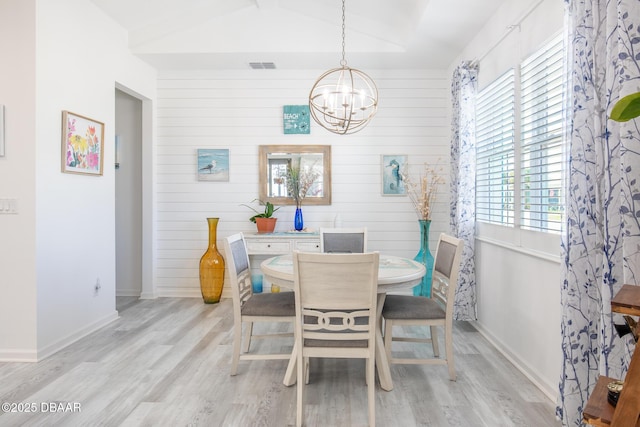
left=0, top=199, right=17, bottom=214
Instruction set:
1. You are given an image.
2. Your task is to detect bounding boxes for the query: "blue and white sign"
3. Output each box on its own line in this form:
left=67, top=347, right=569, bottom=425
left=283, top=105, right=310, bottom=134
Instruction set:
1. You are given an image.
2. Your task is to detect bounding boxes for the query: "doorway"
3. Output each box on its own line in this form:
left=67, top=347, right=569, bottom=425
left=115, top=89, right=143, bottom=298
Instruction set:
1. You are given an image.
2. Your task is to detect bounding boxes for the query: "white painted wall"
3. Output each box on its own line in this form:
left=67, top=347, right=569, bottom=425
left=115, top=89, right=143, bottom=297
left=450, top=0, right=564, bottom=400
left=155, top=69, right=452, bottom=298
left=0, top=0, right=38, bottom=361
left=0, top=0, right=157, bottom=360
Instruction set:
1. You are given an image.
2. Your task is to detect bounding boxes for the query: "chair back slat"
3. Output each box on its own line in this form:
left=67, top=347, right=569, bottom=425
left=430, top=234, right=464, bottom=314
left=237, top=269, right=253, bottom=306
left=431, top=272, right=449, bottom=307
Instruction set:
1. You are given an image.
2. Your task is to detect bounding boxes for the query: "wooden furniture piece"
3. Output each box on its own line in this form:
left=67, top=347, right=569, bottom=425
left=243, top=232, right=320, bottom=293
left=319, top=227, right=368, bottom=253
left=260, top=253, right=426, bottom=392
left=583, top=284, right=640, bottom=426
left=222, top=233, right=296, bottom=375
left=292, top=251, right=379, bottom=427
left=244, top=232, right=320, bottom=255
left=382, top=233, right=464, bottom=381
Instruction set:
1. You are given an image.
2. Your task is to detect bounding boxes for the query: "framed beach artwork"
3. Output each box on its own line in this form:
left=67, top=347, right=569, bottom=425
left=61, top=111, right=105, bottom=176
left=198, top=148, right=230, bottom=181
left=381, top=154, right=407, bottom=196
left=283, top=105, right=310, bottom=134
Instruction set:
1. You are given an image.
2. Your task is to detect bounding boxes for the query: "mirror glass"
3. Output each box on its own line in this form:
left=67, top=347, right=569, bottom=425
left=259, top=145, right=331, bottom=205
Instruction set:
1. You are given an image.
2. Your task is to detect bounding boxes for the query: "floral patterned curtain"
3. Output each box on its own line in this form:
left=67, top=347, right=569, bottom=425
left=558, top=0, right=640, bottom=425
left=450, top=61, right=478, bottom=321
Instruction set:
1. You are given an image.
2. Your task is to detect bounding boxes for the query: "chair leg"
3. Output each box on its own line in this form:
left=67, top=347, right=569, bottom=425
left=304, top=358, right=310, bottom=385
left=296, top=353, right=305, bottom=426
left=445, top=323, right=456, bottom=381
left=367, top=355, right=376, bottom=427
left=430, top=325, right=440, bottom=358
left=231, top=319, right=242, bottom=376
left=384, top=319, right=393, bottom=363
left=242, top=322, right=253, bottom=353
left=365, top=358, right=369, bottom=386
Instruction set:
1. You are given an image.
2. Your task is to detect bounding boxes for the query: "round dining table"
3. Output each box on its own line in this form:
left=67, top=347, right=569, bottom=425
left=260, top=253, right=426, bottom=392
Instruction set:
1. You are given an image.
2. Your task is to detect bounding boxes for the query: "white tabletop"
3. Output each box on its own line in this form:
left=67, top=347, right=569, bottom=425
left=260, top=253, right=426, bottom=293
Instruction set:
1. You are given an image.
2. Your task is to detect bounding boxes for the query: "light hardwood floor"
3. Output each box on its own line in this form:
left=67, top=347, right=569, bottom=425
left=0, top=297, right=561, bottom=427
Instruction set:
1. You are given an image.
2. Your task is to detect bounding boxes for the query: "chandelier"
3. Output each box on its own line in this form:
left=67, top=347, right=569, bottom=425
left=308, top=0, right=378, bottom=135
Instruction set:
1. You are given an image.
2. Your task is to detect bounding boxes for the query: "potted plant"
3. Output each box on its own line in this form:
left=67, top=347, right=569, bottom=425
left=242, top=199, right=280, bottom=234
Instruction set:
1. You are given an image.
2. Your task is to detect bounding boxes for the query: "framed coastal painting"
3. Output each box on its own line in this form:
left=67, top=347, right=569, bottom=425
left=381, top=154, right=407, bottom=196
left=61, top=111, right=105, bottom=176
left=198, top=148, right=230, bottom=181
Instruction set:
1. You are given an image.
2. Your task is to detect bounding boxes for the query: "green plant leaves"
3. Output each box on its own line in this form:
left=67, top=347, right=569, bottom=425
left=610, top=92, right=640, bottom=122
left=241, top=199, right=280, bottom=223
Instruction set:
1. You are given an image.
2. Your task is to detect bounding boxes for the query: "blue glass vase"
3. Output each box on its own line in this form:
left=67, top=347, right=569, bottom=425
left=294, top=207, right=304, bottom=231
left=413, top=219, right=434, bottom=297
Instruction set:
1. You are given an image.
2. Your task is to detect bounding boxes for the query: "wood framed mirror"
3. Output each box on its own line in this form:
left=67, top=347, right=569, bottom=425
left=259, top=145, right=332, bottom=206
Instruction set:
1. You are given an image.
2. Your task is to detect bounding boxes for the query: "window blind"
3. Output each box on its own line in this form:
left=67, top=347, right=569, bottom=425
left=476, top=70, right=516, bottom=226
left=520, top=35, right=564, bottom=232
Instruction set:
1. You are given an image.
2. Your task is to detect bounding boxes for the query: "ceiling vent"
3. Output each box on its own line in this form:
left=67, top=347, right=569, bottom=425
left=249, top=62, right=276, bottom=69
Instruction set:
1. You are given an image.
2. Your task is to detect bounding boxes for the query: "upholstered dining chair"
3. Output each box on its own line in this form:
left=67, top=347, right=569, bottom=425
left=382, top=233, right=464, bottom=380
left=319, top=227, right=368, bottom=253
left=292, top=251, right=379, bottom=427
left=223, top=233, right=295, bottom=376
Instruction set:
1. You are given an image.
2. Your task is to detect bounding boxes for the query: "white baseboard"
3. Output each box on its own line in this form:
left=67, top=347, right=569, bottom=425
left=0, top=311, right=120, bottom=362
left=470, top=321, right=558, bottom=403
left=116, top=288, right=141, bottom=297
left=36, top=310, right=120, bottom=361
left=139, top=290, right=156, bottom=299
left=0, top=349, right=38, bottom=362
left=156, top=287, right=231, bottom=299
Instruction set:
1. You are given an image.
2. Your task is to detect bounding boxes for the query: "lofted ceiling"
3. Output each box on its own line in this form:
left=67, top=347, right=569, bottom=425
left=89, top=0, right=509, bottom=70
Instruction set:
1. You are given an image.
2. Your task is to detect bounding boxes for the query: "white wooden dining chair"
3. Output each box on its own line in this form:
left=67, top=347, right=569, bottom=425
left=382, top=233, right=464, bottom=380
left=292, top=251, right=379, bottom=427
left=319, top=227, right=368, bottom=253
left=223, top=233, right=295, bottom=376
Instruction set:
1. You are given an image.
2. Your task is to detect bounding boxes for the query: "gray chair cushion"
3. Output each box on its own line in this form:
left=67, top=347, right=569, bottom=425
left=241, top=292, right=295, bottom=317
left=382, top=295, right=445, bottom=320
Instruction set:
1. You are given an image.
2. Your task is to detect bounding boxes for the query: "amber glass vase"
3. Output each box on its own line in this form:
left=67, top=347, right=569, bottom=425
left=199, top=217, right=225, bottom=304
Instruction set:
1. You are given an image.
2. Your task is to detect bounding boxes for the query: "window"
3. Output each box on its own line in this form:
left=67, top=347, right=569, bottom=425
left=520, top=36, right=564, bottom=232
left=475, top=34, right=565, bottom=233
left=476, top=70, right=515, bottom=225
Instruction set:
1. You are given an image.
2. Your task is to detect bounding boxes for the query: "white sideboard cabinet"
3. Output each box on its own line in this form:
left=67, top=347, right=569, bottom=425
left=243, top=232, right=320, bottom=292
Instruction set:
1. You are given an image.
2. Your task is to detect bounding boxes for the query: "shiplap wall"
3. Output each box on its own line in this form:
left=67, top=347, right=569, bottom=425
left=156, top=69, right=451, bottom=297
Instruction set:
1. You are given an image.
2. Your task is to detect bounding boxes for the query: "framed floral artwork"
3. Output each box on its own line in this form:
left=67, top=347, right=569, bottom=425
left=61, top=111, right=105, bottom=176
left=381, top=154, right=407, bottom=196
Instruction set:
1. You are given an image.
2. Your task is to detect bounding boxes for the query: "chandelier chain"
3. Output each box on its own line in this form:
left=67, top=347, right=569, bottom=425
left=341, top=0, right=346, bottom=67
